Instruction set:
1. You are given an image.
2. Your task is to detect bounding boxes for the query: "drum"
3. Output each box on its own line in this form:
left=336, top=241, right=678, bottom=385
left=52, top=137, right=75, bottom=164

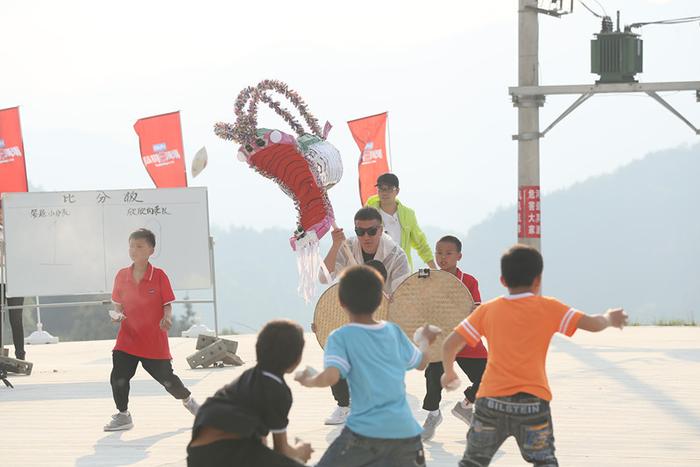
left=389, top=269, right=475, bottom=362
left=312, top=283, right=390, bottom=349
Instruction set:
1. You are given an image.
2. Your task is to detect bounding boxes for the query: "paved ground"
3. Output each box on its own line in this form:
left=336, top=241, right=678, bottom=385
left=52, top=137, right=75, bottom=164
left=1, top=327, right=699, bottom=466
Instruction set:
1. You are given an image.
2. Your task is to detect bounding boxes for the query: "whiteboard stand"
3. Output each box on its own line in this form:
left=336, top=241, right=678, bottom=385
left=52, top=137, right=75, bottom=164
left=25, top=297, right=59, bottom=345
left=180, top=236, right=219, bottom=338
left=209, top=236, right=219, bottom=338
left=2, top=188, right=219, bottom=342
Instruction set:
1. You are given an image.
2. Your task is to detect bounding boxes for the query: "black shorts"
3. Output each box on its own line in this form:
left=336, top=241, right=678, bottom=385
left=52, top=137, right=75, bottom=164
left=187, top=438, right=304, bottom=467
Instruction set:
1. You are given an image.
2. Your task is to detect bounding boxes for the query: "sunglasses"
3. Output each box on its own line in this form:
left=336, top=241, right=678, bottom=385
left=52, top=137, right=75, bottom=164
left=355, top=226, right=380, bottom=237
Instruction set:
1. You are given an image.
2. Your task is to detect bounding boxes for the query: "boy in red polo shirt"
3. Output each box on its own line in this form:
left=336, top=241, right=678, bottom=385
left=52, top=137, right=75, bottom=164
left=421, top=235, right=487, bottom=441
left=104, top=228, right=199, bottom=431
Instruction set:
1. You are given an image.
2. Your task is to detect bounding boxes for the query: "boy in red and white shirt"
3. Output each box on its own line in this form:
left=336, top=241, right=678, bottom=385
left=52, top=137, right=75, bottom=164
left=104, top=228, right=199, bottom=431
left=421, top=235, right=487, bottom=441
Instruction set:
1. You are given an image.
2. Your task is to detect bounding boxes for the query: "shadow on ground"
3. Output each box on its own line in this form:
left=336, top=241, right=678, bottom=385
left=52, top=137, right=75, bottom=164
left=75, top=427, right=190, bottom=467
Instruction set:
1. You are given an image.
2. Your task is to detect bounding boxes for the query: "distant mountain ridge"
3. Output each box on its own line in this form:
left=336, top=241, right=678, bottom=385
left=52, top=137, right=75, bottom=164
left=438, top=143, right=700, bottom=324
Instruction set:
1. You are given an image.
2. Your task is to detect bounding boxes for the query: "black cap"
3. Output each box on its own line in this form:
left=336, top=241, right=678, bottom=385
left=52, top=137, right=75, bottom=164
left=375, top=173, right=399, bottom=188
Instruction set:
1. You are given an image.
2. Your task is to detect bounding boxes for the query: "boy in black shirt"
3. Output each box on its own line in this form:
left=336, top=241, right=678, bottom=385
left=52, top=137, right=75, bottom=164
left=187, top=320, right=313, bottom=466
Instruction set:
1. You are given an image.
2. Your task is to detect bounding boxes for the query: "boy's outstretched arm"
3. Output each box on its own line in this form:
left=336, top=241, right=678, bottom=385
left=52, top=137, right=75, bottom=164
left=272, top=432, right=313, bottom=464
left=295, top=367, right=341, bottom=388
left=440, top=331, right=466, bottom=389
left=577, top=308, right=628, bottom=332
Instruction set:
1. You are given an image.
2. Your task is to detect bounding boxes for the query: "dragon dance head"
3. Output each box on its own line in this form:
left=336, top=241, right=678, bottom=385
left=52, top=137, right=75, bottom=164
left=214, top=80, right=343, bottom=302
left=214, top=80, right=343, bottom=250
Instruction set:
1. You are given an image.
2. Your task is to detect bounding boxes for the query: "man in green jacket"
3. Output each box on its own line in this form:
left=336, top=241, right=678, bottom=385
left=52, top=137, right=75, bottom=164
left=365, top=173, right=437, bottom=271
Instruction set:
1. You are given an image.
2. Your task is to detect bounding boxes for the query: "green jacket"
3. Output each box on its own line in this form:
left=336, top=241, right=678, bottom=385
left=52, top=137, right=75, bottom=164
left=365, top=195, right=434, bottom=270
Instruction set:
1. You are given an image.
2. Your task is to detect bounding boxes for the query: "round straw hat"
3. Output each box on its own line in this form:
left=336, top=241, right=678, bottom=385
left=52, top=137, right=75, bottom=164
left=388, top=269, right=475, bottom=362
left=313, top=283, right=390, bottom=349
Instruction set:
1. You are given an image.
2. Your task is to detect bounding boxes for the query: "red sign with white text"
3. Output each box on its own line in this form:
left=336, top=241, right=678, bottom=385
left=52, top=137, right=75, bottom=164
left=348, top=112, right=390, bottom=205
left=134, top=111, right=187, bottom=188
left=0, top=107, right=29, bottom=195
left=518, top=185, right=541, bottom=238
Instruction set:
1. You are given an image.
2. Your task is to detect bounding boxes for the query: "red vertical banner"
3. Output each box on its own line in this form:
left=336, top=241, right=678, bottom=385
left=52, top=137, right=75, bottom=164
left=134, top=111, right=187, bottom=188
left=518, top=185, right=541, bottom=238
left=347, top=112, right=390, bottom=205
left=0, top=107, right=29, bottom=195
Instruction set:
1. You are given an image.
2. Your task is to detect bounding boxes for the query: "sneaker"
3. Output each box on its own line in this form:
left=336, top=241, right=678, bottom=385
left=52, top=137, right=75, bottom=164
left=324, top=406, right=349, bottom=425
left=421, top=411, right=443, bottom=441
left=182, top=396, right=200, bottom=416
left=451, top=400, right=474, bottom=425
left=104, top=412, right=133, bottom=431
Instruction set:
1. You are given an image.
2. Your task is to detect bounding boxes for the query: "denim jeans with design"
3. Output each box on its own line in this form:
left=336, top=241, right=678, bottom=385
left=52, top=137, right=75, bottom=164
left=317, top=427, right=425, bottom=467
left=460, top=393, right=558, bottom=467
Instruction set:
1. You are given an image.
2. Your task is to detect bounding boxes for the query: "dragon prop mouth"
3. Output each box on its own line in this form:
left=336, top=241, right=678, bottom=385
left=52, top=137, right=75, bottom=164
left=236, top=130, right=339, bottom=249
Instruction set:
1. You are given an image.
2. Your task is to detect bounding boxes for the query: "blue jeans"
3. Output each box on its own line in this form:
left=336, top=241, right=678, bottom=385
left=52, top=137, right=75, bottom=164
left=317, top=427, right=425, bottom=467
left=460, top=393, right=558, bottom=467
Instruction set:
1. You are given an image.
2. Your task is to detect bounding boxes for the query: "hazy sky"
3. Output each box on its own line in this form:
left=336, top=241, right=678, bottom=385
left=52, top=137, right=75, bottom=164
left=3, top=0, right=698, bottom=236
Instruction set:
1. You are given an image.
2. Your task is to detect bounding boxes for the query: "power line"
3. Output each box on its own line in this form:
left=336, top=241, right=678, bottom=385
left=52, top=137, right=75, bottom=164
left=629, top=15, right=700, bottom=29
left=578, top=0, right=604, bottom=19
left=591, top=0, right=608, bottom=17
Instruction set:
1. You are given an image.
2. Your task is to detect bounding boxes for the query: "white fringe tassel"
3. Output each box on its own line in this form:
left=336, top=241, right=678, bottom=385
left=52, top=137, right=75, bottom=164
left=294, top=231, right=329, bottom=303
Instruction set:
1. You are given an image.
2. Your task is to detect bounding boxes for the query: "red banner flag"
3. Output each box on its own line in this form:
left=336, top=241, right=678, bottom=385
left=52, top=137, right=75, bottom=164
left=347, top=112, right=390, bottom=205
left=0, top=107, right=29, bottom=195
left=134, top=111, right=187, bottom=188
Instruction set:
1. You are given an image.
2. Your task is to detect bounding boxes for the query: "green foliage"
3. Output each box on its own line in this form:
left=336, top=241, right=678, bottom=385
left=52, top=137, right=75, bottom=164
left=628, top=320, right=697, bottom=326
left=169, top=294, right=197, bottom=336
left=651, top=319, right=697, bottom=326
left=37, top=295, right=118, bottom=342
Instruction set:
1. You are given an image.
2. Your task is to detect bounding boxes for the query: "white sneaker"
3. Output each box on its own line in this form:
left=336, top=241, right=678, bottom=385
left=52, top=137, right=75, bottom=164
left=324, top=406, right=349, bottom=425
left=104, top=412, right=133, bottom=431
left=451, top=400, right=474, bottom=425
left=421, top=411, right=443, bottom=441
left=182, top=396, right=200, bottom=415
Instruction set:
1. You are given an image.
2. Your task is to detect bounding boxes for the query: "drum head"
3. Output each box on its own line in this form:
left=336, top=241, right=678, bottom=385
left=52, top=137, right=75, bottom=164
left=313, top=283, right=390, bottom=349
left=388, top=269, right=475, bottom=362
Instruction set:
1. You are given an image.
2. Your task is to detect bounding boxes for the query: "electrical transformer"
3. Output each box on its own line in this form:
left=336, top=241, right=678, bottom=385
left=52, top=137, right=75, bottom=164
left=591, top=20, right=643, bottom=83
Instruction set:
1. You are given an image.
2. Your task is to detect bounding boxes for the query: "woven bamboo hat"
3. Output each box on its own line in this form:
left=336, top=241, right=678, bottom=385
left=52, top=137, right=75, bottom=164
left=313, top=283, right=390, bottom=348
left=388, top=269, right=475, bottom=362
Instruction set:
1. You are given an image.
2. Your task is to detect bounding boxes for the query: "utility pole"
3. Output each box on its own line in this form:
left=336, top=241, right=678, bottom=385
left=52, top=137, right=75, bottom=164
left=516, top=0, right=543, bottom=250
left=512, top=1, right=699, bottom=252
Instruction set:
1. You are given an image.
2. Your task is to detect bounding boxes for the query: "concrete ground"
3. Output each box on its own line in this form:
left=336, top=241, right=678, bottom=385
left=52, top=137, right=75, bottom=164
left=1, top=327, right=699, bottom=466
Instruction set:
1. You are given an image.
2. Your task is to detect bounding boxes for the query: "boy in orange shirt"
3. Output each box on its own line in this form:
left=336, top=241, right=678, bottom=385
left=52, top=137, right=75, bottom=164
left=441, top=244, right=627, bottom=466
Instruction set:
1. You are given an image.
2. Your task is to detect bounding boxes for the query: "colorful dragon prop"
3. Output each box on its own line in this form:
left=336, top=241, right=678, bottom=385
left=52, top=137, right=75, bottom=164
left=214, top=80, right=343, bottom=301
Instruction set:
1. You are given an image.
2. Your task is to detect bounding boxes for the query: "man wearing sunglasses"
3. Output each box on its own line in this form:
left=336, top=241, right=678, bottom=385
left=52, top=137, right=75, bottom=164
left=322, top=207, right=410, bottom=295
left=320, top=206, right=411, bottom=425
left=365, top=173, right=436, bottom=271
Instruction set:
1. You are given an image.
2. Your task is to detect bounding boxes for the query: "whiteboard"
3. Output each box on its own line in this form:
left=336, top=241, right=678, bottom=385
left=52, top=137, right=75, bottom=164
left=1, top=187, right=212, bottom=297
